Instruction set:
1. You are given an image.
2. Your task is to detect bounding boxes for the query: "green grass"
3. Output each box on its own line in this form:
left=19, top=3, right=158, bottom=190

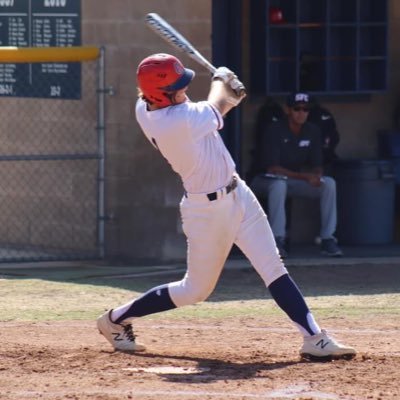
left=1, top=277, right=399, bottom=322
left=0, top=279, right=132, bottom=321
left=0, top=263, right=399, bottom=322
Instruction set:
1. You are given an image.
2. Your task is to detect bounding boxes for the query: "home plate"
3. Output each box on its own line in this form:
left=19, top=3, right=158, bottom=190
left=122, top=366, right=210, bottom=374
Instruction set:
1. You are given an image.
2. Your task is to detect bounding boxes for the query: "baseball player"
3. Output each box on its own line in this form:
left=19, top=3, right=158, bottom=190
left=97, top=53, right=356, bottom=361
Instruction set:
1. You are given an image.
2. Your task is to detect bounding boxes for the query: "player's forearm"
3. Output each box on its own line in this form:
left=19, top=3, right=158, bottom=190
left=207, top=80, right=242, bottom=116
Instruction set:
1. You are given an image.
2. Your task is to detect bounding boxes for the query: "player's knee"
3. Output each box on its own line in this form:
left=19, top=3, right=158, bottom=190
left=187, top=291, right=209, bottom=304
left=186, top=283, right=214, bottom=303
left=169, top=279, right=215, bottom=306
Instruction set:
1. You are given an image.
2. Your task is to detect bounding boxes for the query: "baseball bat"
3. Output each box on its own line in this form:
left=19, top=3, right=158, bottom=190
left=144, top=13, right=245, bottom=95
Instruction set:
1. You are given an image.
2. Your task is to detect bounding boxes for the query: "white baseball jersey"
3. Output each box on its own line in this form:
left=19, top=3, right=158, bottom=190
left=136, top=98, right=236, bottom=194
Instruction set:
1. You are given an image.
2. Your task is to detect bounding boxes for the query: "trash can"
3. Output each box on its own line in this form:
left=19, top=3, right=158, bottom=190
left=377, top=130, right=400, bottom=158
left=393, top=158, right=400, bottom=184
left=334, top=159, right=396, bottom=245
left=377, top=131, right=400, bottom=243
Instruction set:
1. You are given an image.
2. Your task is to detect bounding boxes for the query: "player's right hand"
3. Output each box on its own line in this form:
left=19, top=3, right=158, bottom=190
left=229, top=78, right=246, bottom=96
left=226, top=83, right=247, bottom=106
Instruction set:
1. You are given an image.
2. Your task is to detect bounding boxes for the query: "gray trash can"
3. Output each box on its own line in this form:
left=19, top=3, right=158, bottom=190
left=334, top=159, right=396, bottom=245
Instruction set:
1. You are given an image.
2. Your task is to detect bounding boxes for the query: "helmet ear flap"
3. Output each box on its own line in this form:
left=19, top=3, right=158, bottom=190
left=141, top=91, right=174, bottom=107
left=146, top=93, right=165, bottom=105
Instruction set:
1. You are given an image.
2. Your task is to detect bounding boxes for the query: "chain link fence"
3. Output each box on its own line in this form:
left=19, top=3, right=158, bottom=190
left=0, top=48, right=104, bottom=262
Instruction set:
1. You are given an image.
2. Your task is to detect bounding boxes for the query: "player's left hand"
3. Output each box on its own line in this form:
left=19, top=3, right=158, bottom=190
left=213, top=67, right=236, bottom=84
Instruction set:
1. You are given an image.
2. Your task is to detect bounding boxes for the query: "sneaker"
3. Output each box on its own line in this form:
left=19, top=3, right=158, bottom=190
left=320, top=238, right=343, bottom=257
left=275, top=236, right=288, bottom=259
left=97, top=310, right=146, bottom=352
left=300, top=329, right=356, bottom=361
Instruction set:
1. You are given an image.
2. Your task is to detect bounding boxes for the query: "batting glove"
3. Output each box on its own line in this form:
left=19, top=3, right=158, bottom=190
left=212, top=66, right=236, bottom=84
left=227, top=89, right=246, bottom=107
left=229, top=78, right=246, bottom=96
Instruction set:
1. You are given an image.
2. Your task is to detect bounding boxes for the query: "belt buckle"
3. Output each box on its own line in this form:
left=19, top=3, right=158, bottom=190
left=207, top=176, right=237, bottom=201
left=207, top=192, right=217, bottom=201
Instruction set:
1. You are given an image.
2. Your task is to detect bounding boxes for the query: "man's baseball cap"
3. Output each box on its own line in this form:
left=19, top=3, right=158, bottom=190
left=286, top=92, right=311, bottom=107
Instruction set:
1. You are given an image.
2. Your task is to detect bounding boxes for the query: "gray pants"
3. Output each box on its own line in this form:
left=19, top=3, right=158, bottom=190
left=250, top=175, right=337, bottom=239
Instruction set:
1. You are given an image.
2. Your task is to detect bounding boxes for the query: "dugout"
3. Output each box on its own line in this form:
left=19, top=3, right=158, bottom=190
left=213, top=0, right=400, bottom=251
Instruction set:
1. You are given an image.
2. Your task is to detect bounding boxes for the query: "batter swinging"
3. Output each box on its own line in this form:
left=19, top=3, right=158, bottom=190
left=97, top=53, right=356, bottom=361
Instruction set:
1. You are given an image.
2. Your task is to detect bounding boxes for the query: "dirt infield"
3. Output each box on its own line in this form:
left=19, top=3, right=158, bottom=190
left=1, top=316, right=399, bottom=399
left=1, top=261, right=399, bottom=399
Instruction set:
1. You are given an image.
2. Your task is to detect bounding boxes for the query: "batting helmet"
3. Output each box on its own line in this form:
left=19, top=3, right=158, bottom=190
left=137, top=53, right=195, bottom=107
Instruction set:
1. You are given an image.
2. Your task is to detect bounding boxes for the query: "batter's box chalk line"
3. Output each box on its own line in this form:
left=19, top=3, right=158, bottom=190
left=265, top=383, right=354, bottom=399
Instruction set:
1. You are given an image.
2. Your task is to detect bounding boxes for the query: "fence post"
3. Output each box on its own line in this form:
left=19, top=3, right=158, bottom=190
left=97, top=47, right=106, bottom=258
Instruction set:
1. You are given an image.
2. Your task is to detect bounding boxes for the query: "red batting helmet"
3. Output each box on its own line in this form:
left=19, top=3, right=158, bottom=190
left=137, top=53, right=195, bottom=107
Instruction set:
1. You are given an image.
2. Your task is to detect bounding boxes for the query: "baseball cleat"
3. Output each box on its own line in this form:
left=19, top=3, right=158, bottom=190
left=97, top=310, right=146, bottom=352
left=300, top=330, right=356, bottom=361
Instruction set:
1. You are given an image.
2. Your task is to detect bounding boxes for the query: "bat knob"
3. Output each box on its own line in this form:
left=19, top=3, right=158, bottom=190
left=230, top=78, right=246, bottom=96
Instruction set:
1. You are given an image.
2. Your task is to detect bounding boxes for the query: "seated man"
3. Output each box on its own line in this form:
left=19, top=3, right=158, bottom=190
left=250, top=92, right=343, bottom=258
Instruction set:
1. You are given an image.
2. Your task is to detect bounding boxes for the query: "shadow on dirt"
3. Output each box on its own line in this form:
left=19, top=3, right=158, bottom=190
left=131, top=351, right=301, bottom=383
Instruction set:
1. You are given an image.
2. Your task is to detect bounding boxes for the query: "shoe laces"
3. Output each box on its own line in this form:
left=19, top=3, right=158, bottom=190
left=122, top=324, right=136, bottom=342
left=320, top=329, right=338, bottom=344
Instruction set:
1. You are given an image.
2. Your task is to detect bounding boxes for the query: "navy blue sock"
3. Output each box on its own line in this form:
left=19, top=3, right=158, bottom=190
left=114, top=284, right=176, bottom=323
left=268, top=274, right=315, bottom=335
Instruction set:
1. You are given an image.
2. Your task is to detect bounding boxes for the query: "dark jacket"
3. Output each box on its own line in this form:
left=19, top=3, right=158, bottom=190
left=248, top=98, right=286, bottom=181
left=307, top=105, right=340, bottom=165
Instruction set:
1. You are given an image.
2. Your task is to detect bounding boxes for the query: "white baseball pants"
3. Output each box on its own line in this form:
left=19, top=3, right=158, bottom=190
left=168, top=176, right=287, bottom=307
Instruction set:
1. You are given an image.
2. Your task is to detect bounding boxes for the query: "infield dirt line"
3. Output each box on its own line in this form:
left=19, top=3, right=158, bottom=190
left=1, top=320, right=399, bottom=336
left=144, top=323, right=399, bottom=335
left=2, top=387, right=351, bottom=400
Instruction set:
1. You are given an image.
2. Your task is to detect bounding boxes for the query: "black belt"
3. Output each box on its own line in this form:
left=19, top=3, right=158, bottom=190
left=207, top=176, right=238, bottom=201
left=184, top=176, right=238, bottom=201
